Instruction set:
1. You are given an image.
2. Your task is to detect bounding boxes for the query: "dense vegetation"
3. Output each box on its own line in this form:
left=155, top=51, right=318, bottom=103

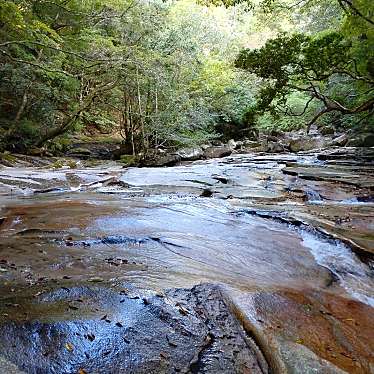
left=0, top=0, right=373, bottom=154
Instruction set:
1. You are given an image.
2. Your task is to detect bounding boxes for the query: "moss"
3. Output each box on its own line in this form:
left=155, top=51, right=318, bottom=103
left=51, top=160, right=64, bottom=169
left=120, top=155, right=137, bottom=166
left=66, top=159, right=78, bottom=169
left=0, top=152, right=17, bottom=162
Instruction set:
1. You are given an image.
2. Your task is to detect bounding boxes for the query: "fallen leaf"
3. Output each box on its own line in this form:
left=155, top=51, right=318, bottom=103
left=160, top=351, right=169, bottom=359
left=65, top=342, right=74, bottom=352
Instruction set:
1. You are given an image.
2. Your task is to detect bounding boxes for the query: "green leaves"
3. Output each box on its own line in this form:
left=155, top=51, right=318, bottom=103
left=235, top=20, right=373, bottom=131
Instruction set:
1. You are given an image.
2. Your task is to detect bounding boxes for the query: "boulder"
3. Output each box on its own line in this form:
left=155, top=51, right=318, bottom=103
left=242, top=140, right=262, bottom=148
left=67, top=147, right=92, bottom=156
left=204, top=146, right=232, bottom=159
left=176, top=147, right=204, bottom=161
left=142, top=153, right=181, bottom=167
left=330, top=134, right=349, bottom=147
left=28, top=147, right=45, bottom=156
left=68, top=142, right=121, bottom=159
left=346, top=133, right=374, bottom=147
left=227, top=139, right=237, bottom=150
left=289, top=137, right=328, bottom=152
left=266, top=141, right=285, bottom=153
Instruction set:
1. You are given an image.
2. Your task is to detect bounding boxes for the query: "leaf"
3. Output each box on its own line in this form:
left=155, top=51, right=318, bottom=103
left=65, top=342, right=74, bottom=352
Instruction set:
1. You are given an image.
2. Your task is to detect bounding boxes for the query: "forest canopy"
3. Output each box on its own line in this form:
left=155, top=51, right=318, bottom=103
left=0, top=0, right=373, bottom=153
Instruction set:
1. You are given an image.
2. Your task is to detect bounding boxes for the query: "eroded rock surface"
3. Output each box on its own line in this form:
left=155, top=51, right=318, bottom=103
left=0, top=284, right=269, bottom=374
left=0, top=147, right=373, bottom=373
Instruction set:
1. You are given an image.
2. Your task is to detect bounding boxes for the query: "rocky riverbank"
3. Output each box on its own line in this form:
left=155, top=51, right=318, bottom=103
left=0, top=147, right=373, bottom=373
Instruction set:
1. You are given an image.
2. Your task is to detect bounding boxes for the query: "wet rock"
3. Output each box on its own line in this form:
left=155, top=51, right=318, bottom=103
left=266, top=141, right=285, bottom=153
left=212, top=175, right=229, bottom=184
left=67, top=142, right=121, bottom=160
left=1, top=148, right=374, bottom=374
left=67, top=147, right=92, bottom=158
left=231, top=288, right=374, bottom=374
left=289, top=137, right=329, bottom=152
left=329, top=134, right=349, bottom=147
left=204, top=146, right=232, bottom=159
left=346, top=133, right=374, bottom=147
left=201, top=188, right=213, bottom=197
left=227, top=139, right=237, bottom=150
left=176, top=147, right=204, bottom=161
left=142, top=154, right=181, bottom=167
left=0, top=284, right=268, bottom=374
left=242, top=140, right=261, bottom=148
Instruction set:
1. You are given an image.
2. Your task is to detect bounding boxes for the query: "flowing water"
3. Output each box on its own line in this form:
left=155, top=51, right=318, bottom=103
left=0, top=151, right=373, bottom=373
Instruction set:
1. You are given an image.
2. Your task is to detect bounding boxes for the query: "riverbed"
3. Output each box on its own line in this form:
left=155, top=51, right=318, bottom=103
left=0, top=149, right=373, bottom=373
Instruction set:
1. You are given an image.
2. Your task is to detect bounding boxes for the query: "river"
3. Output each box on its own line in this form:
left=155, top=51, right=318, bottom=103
left=0, top=150, right=373, bottom=373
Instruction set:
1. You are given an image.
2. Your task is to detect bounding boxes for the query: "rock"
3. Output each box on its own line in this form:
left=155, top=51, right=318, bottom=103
left=201, top=188, right=213, bottom=197
left=269, top=129, right=284, bottom=138
left=329, top=134, right=348, bottom=147
left=266, top=135, right=279, bottom=142
left=346, top=133, right=374, bottom=147
left=234, top=140, right=243, bottom=149
left=227, top=139, right=237, bottom=150
left=242, top=140, right=262, bottom=148
left=176, top=147, right=204, bottom=161
left=289, top=137, right=328, bottom=152
left=212, top=175, right=228, bottom=184
left=28, top=147, right=45, bottom=157
left=307, top=124, right=320, bottom=136
left=143, top=154, right=181, bottom=167
left=67, top=147, right=92, bottom=159
left=203, top=146, right=232, bottom=159
left=319, top=125, right=335, bottom=136
left=0, top=284, right=268, bottom=374
left=68, top=142, right=121, bottom=160
left=266, top=141, right=285, bottom=153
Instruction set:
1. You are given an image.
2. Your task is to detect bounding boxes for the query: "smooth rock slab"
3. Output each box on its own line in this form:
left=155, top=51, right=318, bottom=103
left=0, top=284, right=268, bottom=374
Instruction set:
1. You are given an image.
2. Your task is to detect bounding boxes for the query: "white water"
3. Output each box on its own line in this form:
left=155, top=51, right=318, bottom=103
left=302, top=231, right=374, bottom=307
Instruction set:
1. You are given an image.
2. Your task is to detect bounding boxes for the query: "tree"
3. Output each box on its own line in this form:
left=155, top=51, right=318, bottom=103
left=235, top=10, right=374, bottom=131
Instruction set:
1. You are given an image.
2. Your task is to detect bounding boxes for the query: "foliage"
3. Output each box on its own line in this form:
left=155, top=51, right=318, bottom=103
left=234, top=0, right=374, bottom=132
left=1, top=0, right=373, bottom=154
left=0, top=0, right=255, bottom=153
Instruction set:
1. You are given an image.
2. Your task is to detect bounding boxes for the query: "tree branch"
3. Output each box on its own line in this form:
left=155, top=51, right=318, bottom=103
left=338, top=0, right=374, bottom=26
